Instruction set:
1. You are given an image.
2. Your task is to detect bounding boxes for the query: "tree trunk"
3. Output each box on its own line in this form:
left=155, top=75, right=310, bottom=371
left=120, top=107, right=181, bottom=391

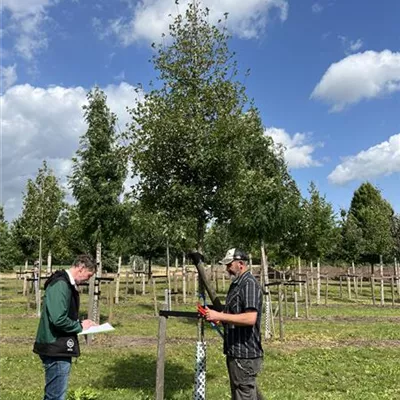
left=37, top=235, right=43, bottom=317
left=148, top=257, right=152, bottom=279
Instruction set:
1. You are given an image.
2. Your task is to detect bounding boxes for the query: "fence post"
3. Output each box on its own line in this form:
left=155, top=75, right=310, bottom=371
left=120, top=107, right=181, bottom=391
left=284, top=284, right=288, bottom=317
left=371, top=277, right=376, bottom=306
left=347, top=273, right=351, bottom=300
left=310, top=261, right=314, bottom=290
left=352, top=261, right=358, bottom=298
left=115, top=256, right=122, bottom=304
left=182, top=254, right=187, bottom=304
left=152, top=278, right=158, bottom=316
left=124, top=270, right=129, bottom=299
left=298, top=256, right=302, bottom=298
left=391, top=277, right=395, bottom=306
left=316, top=259, right=321, bottom=305
left=325, top=276, right=329, bottom=306
left=304, top=279, right=309, bottom=319
left=142, top=273, right=146, bottom=295
left=278, top=284, right=284, bottom=341
left=155, top=315, right=167, bottom=400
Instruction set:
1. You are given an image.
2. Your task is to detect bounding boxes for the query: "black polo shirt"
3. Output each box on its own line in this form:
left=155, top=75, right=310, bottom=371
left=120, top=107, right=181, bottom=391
left=223, top=270, right=263, bottom=359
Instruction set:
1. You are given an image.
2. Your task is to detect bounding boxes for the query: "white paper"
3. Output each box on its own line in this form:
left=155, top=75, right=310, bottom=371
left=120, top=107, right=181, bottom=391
left=78, top=322, right=115, bottom=335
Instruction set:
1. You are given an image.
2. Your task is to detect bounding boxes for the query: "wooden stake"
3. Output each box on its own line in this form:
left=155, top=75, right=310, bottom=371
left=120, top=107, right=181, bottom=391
left=155, top=316, right=167, bottom=400
left=278, top=284, right=284, bottom=341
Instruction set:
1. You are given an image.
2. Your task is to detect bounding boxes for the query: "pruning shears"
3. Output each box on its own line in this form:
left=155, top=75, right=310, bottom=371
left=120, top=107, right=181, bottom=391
left=197, top=298, right=224, bottom=338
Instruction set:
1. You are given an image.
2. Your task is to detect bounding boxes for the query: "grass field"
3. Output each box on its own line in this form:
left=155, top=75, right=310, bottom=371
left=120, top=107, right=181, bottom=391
left=1, top=269, right=400, bottom=399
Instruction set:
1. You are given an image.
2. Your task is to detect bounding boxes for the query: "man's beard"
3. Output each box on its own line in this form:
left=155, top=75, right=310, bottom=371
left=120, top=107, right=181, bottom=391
left=229, top=270, right=240, bottom=280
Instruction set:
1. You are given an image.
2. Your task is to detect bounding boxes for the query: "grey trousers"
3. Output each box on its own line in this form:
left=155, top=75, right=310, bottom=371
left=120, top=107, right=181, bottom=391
left=226, top=356, right=264, bottom=400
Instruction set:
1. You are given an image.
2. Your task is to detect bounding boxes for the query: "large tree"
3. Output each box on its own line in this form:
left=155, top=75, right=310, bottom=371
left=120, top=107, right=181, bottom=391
left=69, top=87, right=127, bottom=274
left=126, top=4, right=287, bottom=252
left=348, top=182, right=394, bottom=270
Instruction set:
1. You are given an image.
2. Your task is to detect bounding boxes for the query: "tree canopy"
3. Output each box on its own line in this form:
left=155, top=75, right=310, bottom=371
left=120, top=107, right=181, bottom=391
left=126, top=3, right=298, bottom=254
left=69, top=87, right=127, bottom=254
left=348, top=182, right=394, bottom=266
left=13, top=161, right=65, bottom=264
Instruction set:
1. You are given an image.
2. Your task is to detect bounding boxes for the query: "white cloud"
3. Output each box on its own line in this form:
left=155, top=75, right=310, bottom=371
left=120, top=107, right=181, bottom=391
left=1, top=0, right=56, bottom=61
left=348, top=39, right=363, bottom=53
left=264, top=127, right=321, bottom=168
left=328, top=133, right=400, bottom=185
left=1, top=0, right=54, bottom=15
left=312, top=3, right=323, bottom=13
left=338, top=35, right=363, bottom=55
left=311, top=50, right=400, bottom=112
left=101, top=0, right=288, bottom=46
left=0, top=82, right=140, bottom=221
left=0, top=64, right=18, bottom=91
left=114, top=70, right=126, bottom=81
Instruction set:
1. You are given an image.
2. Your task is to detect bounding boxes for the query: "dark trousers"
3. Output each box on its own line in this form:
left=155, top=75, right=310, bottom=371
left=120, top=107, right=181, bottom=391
left=226, top=356, right=264, bottom=400
left=40, top=355, right=72, bottom=400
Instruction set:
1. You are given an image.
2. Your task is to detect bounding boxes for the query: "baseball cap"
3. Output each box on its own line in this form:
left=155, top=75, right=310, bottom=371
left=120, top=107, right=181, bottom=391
left=219, top=248, right=249, bottom=265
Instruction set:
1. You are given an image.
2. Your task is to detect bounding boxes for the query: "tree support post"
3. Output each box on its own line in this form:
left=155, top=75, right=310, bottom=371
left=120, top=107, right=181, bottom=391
left=155, top=315, right=167, bottom=400
left=316, top=259, right=321, bottom=305
left=278, top=284, right=284, bottom=341
left=371, top=276, right=376, bottom=306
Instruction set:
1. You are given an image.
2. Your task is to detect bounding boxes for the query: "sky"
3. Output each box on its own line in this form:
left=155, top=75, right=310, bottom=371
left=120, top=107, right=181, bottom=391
left=1, top=0, right=400, bottom=223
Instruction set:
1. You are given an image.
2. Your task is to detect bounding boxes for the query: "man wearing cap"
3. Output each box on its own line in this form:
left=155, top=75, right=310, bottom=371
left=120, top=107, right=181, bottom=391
left=205, top=248, right=264, bottom=399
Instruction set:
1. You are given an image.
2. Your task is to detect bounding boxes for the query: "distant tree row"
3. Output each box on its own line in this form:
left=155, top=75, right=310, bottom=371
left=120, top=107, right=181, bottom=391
left=1, top=4, right=398, bottom=273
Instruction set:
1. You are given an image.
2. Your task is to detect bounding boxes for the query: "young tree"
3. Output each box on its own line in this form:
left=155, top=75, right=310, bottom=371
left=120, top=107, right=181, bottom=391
left=15, top=161, right=65, bottom=276
left=11, top=216, right=36, bottom=269
left=302, top=182, right=337, bottom=262
left=340, top=210, right=364, bottom=264
left=0, top=206, right=19, bottom=271
left=129, top=202, right=166, bottom=276
left=392, top=214, right=400, bottom=260
left=69, top=87, right=127, bottom=274
left=348, top=182, right=394, bottom=271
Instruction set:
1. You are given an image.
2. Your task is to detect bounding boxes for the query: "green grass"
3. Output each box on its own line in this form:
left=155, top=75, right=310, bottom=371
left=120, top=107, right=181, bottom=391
left=1, top=274, right=400, bottom=399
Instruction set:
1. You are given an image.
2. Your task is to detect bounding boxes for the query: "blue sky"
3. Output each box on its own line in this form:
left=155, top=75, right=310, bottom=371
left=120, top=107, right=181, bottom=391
left=1, top=0, right=400, bottom=222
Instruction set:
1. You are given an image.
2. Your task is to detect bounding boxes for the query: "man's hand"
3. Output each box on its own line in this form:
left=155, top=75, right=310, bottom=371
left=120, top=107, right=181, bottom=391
left=204, top=307, right=222, bottom=324
left=81, top=319, right=97, bottom=330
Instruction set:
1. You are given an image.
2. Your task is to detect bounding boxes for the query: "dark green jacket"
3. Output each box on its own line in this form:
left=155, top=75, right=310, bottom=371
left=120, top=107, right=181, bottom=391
left=33, top=270, right=83, bottom=357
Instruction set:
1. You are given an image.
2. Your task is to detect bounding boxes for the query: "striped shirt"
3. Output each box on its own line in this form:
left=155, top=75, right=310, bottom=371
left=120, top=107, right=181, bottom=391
left=223, top=270, right=263, bottom=359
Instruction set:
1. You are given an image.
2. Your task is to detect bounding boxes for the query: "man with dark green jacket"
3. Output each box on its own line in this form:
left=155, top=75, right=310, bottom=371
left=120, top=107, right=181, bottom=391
left=33, top=255, right=97, bottom=400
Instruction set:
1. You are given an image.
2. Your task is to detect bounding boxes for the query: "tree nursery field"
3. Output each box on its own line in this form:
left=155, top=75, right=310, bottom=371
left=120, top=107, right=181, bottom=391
left=1, top=269, right=400, bottom=400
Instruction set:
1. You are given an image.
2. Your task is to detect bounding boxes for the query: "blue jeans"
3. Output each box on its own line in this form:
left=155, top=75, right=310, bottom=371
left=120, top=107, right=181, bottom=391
left=40, top=355, right=72, bottom=400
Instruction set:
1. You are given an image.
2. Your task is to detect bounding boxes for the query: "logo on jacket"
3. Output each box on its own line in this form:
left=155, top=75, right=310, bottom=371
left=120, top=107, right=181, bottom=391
left=67, top=339, right=75, bottom=351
